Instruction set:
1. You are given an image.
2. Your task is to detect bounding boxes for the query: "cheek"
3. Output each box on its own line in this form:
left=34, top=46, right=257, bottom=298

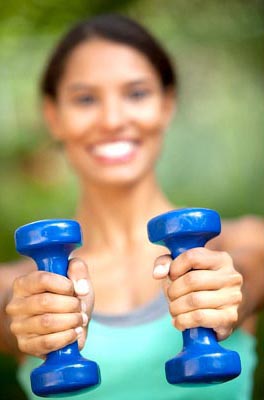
left=63, top=142, right=89, bottom=174
left=58, top=107, right=96, bottom=139
left=129, top=99, right=165, bottom=133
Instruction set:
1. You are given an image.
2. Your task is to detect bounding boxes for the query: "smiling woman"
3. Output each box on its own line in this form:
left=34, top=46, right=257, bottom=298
left=2, top=13, right=264, bottom=400
left=41, top=16, right=176, bottom=187
left=43, top=38, right=173, bottom=186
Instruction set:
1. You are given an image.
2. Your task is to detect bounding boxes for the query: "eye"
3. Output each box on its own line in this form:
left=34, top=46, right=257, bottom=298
left=74, top=95, right=97, bottom=105
left=127, top=89, right=150, bottom=101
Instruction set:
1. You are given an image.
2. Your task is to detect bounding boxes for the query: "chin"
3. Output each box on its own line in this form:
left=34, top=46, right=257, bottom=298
left=81, top=164, right=151, bottom=188
left=90, top=173, right=143, bottom=188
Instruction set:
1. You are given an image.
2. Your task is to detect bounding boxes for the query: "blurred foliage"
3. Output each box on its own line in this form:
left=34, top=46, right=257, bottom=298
left=0, top=0, right=263, bottom=399
left=0, top=0, right=140, bottom=35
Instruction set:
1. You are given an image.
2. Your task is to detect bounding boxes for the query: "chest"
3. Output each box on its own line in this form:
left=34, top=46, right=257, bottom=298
left=76, top=245, right=165, bottom=314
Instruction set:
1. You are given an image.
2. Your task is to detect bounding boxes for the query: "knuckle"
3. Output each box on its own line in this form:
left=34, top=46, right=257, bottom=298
left=5, top=301, right=14, bottom=316
left=235, top=272, right=243, bottom=286
left=232, top=290, right=243, bottom=305
left=38, top=272, right=51, bottom=288
left=221, top=251, right=233, bottom=265
left=187, top=292, right=201, bottom=309
left=173, top=316, right=184, bottom=331
left=168, top=301, right=176, bottom=317
left=39, top=293, right=51, bottom=310
left=18, top=336, right=37, bottom=356
left=185, top=248, right=205, bottom=264
left=184, top=249, right=197, bottom=264
left=221, top=308, right=238, bottom=327
left=13, top=276, right=22, bottom=293
left=183, top=271, right=198, bottom=288
left=41, top=335, right=55, bottom=352
left=192, top=309, right=205, bottom=325
left=167, top=284, right=175, bottom=301
left=40, top=313, right=53, bottom=329
left=229, top=307, right=238, bottom=324
left=9, top=321, right=18, bottom=335
left=17, top=336, right=26, bottom=353
left=216, top=327, right=231, bottom=340
left=229, top=271, right=243, bottom=287
left=71, top=328, right=78, bottom=341
left=66, top=329, right=77, bottom=345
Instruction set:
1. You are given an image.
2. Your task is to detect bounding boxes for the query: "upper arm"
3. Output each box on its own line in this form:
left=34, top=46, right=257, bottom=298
left=214, top=215, right=264, bottom=320
left=210, top=215, right=264, bottom=252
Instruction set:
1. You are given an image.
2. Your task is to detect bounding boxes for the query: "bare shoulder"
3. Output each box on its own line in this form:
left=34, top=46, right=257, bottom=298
left=210, top=214, right=264, bottom=251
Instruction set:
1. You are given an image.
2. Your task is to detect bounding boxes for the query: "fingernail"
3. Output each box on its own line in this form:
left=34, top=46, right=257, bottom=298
left=75, top=326, right=83, bottom=337
left=153, top=262, right=170, bottom=277
left=81, top=300, right=87, bottom=313
left=81, top=312, right=89, bottom=327
left=74, top=279, right=90, bottom=295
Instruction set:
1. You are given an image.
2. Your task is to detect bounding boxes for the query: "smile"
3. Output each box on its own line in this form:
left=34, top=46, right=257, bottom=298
left=90, top=140, right=139, bottom=164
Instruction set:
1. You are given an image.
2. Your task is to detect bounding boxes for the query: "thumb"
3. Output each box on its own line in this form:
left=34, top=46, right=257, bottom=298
left=153, top=254, right=172, bottom=279
left=67, top=257, right=94, bottom=349
left=68, top=257, right=92, bottom=296
left=153, top=254, right=172, bottom=302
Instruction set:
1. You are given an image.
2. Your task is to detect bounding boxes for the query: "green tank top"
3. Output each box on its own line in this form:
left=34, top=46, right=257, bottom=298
left=18, top=310, right=257, bottom=400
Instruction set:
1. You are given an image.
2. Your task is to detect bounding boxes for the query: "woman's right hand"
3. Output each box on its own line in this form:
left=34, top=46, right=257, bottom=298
left=6, top=258, right=94, bottom=358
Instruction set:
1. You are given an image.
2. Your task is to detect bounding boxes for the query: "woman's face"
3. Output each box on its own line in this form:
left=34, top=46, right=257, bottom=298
left=44, top=38, right=175, bottom=187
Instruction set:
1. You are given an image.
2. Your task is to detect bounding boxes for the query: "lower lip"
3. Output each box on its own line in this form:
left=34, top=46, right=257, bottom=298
left=88, top=144, right=139, bottom=166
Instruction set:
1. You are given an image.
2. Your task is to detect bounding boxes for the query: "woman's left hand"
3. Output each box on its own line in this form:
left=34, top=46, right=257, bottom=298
left=153, top=248, right=243, bottom=341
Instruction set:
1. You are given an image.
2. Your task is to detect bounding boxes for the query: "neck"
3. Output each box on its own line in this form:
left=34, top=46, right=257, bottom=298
left=76, top=173, right=173, bottom=251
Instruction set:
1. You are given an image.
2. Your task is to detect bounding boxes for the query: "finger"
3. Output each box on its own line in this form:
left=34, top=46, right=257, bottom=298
left=7, top=292, right=81, bottom=316
left=167, top=269, right=241, bottom=300
left=172, top=307, right=238, bottom=336
left=215, top=327, right=234, bottom=341
left=17, top=327, right=83, bottom=357
left=13, top=271, right=74, bottom=297
left=77, top=325, right=88, bottom=350
left=169, top=248, right=232, bottom=280
left=68, top=258, right=94, bottom=318
left=11, top=312, right=88, bottom=335
left=153, top=254, right=172, bottom=279
left=169, top=288, right=242, bottom=316
left=168, top=270, right=223, bottom=300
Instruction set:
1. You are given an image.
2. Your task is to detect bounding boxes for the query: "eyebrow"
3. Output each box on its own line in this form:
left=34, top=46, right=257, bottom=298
left=66, top=78, right=153, bottom=92
left=66, top=84, right=94, bottom=93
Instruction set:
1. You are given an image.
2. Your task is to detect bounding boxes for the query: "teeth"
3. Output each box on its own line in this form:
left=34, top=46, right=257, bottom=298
left=92, top=141, right=135, bottom=159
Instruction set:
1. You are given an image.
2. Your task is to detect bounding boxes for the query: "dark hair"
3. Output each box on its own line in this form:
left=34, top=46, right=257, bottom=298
left=41, top=14, right=177, bottom=98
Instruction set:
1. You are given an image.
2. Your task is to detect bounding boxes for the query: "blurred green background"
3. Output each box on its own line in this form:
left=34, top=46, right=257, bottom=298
left=0, top=0, right=263, bottom=399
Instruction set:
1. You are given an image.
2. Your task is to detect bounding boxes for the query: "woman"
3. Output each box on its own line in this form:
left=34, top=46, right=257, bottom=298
left=2, top=14, right=264, bottom=400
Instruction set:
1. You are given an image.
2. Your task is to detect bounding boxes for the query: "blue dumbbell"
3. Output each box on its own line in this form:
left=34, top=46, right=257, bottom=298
left=15, top=219, right=101, bottom=397
left=147, top=208, right=241, bottom=385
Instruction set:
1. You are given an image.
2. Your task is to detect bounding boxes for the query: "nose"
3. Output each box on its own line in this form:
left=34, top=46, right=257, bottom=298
left=100, top=95, right=126, bottom=133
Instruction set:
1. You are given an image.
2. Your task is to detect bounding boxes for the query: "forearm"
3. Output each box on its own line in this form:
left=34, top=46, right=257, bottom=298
left=216, top=216, right=264, bottom=327
left=230, top=246, right=264, bottom=326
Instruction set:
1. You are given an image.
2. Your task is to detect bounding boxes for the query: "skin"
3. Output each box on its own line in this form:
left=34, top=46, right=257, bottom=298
left=3, top=38, right=264, bottom=360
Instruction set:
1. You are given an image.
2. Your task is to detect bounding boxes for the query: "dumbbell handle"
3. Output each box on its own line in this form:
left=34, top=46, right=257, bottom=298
left=33, top=245, right=80, bottom=362
left=166, top=236, right=218, bottom=348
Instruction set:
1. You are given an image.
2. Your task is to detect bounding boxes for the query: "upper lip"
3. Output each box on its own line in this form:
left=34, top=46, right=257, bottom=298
left=87, top=138, right=140, bottom=148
